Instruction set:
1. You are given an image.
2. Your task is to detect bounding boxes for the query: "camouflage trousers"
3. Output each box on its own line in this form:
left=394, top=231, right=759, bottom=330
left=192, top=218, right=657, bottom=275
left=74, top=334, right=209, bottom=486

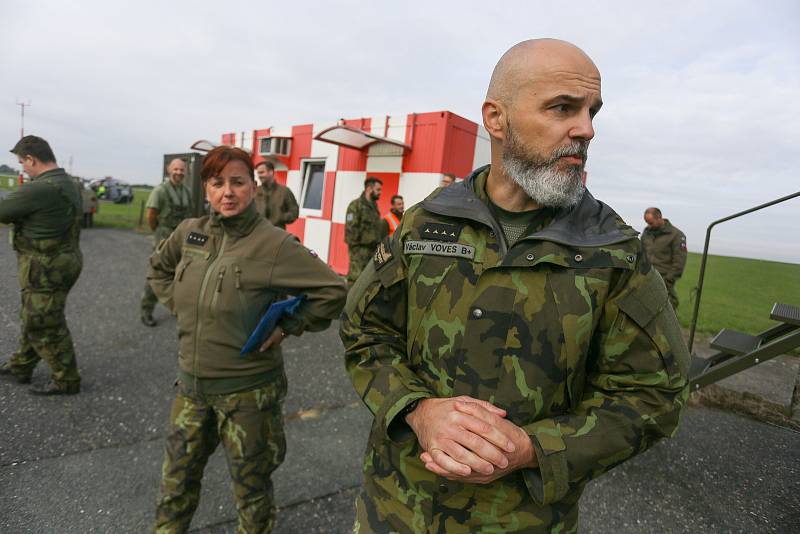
left=6, top=251, right=81, bottom=384
left=347, top=244, right=377, bottom=288
left=155, top=377, right=288, bottom=534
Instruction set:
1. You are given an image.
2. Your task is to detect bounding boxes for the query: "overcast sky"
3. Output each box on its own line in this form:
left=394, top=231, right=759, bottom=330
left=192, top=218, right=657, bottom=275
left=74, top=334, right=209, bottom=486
left=2, top=0, right=798, bottom=263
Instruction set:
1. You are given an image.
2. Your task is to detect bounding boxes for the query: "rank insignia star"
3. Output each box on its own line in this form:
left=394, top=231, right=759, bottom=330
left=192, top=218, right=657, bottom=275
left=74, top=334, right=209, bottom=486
left=186, top=232, right=209, bottom=246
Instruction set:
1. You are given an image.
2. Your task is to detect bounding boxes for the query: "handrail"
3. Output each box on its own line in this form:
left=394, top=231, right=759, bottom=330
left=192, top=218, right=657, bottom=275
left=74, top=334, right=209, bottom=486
left=687, top=190, right=800, bottom=352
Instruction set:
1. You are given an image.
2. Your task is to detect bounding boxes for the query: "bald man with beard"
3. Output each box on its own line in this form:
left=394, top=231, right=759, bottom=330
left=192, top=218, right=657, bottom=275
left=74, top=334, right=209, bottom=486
left=340, top=39, right=689, bottom=532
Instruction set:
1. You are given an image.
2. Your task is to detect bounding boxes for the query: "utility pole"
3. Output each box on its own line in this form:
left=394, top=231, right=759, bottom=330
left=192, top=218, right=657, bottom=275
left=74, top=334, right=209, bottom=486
left=16, top=99, right=30, bottom=138
left=16, top=99, right=31, bottom=186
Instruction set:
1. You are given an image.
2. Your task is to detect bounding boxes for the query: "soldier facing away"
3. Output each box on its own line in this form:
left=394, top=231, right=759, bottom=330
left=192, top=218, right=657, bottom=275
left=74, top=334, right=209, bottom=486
left=340, top=39, right=690, bottom=533
left=641, top=207, right=687, bottom=309
left=344, top=176, right=385, bottom=287
left=0, top=135, right=83, bottom=395
left=254, top=160, right=299, bottom=229
left=140, top=158, right=192, bottom=326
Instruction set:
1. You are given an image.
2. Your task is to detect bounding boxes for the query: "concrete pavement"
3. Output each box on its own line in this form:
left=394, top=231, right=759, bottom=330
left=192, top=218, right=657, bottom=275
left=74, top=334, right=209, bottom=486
left=1, top=227, right=798, bottom=533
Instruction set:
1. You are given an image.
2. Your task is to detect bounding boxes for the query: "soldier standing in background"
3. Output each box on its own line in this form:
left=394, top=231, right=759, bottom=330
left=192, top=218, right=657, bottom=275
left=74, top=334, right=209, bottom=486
left=641, top=207, right=687, bottom=309
left=254, top=161, right=299, bottom=229
left=340, top=39, right=689, bottom=532
left=344, top=176, right=384, bottom=287
left=140, top=158, right=192, bottom=327
left=0, top=135, right=83, bottom=395
left=381, top=194, right=404, bottom=237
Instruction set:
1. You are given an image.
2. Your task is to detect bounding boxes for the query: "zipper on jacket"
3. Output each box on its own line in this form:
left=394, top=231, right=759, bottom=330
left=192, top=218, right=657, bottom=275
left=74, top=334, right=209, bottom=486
left=177, top=259, right=192, bottom=282
left=193, top=231, right=228, bottom=381
left=234, top=265, right=242, bottom=289
left=215, top=266, right=226, bottom=292
left=210, top=265, right=227, bottom=311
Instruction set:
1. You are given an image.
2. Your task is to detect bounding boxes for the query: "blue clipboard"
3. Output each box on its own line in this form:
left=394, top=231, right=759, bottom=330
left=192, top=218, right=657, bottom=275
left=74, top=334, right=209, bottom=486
left=240, top=295, right=306, bottom=355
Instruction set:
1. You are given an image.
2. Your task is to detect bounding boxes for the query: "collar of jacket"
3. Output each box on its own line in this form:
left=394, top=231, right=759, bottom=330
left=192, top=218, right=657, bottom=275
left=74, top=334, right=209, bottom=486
left=166, top=179, right=187, bottom=192
left=644, top=219, right=673, bottom=236
left=420, top=164, right=638, bottom=249
left=210, top=201, right=261, bottom=237
left=360, top=192, right=378, bottom=212
left=32, top=168, right=67, bottom=182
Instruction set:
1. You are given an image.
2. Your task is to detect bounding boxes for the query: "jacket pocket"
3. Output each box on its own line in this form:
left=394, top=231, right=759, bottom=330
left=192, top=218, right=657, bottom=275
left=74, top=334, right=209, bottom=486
left=616, top=270, right=686, bottom=376
left=176, top=258, right=193, bottom=282
left=405, top=254, right=461, bottom=366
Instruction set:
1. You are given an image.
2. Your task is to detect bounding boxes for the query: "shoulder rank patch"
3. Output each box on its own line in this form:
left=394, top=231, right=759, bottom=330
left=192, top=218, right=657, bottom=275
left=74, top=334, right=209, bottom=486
left=680, top=236, right=687, bottom=251
left=186, top=232, right=208, bottom=246
left=419, top=222, right=462, bottom=243
left=373, top=240, right=393, bottom=270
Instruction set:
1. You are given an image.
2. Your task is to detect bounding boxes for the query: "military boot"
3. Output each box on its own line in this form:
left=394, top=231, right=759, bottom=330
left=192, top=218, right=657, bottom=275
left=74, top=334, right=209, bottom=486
left=0, top=362, right=32, bottom=384
left=141, top=311, right=157, bottom=327
left=29, top=381, right=80, bottom=396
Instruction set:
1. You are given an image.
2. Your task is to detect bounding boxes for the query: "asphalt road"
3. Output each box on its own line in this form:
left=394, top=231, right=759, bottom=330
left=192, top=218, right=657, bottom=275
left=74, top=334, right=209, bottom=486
left=0, top=227, right=798, bottom=533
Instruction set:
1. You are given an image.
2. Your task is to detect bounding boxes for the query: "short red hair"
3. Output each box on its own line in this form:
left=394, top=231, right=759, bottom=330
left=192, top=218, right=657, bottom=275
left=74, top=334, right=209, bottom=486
left=201, top=146, right=254, bottom=183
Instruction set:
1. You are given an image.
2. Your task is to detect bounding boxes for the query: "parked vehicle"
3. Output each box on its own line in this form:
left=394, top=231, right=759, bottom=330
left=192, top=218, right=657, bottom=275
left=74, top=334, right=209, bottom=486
left=91, top=177, right=134, bottom=204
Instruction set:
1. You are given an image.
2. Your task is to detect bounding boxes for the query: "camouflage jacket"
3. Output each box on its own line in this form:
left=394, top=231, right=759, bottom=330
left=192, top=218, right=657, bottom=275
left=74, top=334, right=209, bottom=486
left=641, top=220, right=687, bottom=282
left=340, top=166, right=689, bottom=533
left=345, top=193, right=383, bottom=248
left=254, top=181, right=299, bottom=229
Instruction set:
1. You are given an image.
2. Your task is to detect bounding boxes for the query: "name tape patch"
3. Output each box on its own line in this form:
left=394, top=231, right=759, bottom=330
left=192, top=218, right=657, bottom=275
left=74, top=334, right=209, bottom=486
left=186, top=232, right=209, bottom=246
left=404, top=240, right=475, bottom=260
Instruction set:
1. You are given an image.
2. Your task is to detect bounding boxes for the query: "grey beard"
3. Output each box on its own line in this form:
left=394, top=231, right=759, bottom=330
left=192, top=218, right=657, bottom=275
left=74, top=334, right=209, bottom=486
left=502, top=130, right=587, bottom=209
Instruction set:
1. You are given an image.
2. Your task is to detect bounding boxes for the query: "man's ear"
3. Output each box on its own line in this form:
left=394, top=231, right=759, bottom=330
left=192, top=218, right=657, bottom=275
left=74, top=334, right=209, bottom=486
left=482, top=98, right=507, bottom=143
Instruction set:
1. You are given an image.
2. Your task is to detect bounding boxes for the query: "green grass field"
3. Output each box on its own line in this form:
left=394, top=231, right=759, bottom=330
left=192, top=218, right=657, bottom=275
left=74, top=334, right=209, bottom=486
left=675, top=252, right=800, bottom=336
left=2, top=176, right=152, bottom=229
left=92, top=188, right=151, bottom=229
left=0, top=174, right=18, bottom=190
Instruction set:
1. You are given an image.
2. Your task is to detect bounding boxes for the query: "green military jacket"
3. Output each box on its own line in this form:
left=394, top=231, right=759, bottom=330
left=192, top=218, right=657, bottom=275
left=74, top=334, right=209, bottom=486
left=345, top=193, right=384, bottom=248
left=254, top=180, right=299, bottom=229
left=641, top=220, right=687, bottom=282
left=341, top=166, right=689, bottom=533
left=148, top=202, right=346, bottom=383
left=0, top=168, right=82, bottom=240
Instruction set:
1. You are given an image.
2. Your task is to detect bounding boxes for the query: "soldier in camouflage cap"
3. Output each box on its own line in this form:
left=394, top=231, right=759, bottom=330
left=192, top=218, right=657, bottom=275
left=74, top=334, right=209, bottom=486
left=340, top=39, right=690, bottom=533
left=0, top=136, right=83, bottom=395
left=345, top=176, right=386, bottom=288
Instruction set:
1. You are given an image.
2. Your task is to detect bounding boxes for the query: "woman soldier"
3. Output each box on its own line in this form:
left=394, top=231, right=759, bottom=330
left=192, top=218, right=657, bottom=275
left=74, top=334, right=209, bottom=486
left=148, top=146, right=346, bottom=533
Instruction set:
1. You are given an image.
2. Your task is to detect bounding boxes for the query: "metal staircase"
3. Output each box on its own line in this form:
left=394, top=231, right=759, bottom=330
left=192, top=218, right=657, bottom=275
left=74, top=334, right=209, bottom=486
left=686, top=190, right=800, bottom=390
